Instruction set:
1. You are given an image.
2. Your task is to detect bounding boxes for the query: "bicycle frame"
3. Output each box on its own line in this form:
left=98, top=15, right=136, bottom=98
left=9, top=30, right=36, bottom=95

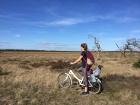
left=65, top=70, right=93, bottom=87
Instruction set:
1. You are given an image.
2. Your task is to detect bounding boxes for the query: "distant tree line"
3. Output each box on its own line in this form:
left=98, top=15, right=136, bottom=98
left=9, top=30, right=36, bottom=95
left=0, top=49, right=80, bottom=52
left=0, top=49, right=47, bottom=52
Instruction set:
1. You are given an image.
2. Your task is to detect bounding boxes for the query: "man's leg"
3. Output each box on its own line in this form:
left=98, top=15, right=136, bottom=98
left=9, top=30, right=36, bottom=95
left=81, top=68, right=89, bottom=95
left=83, top=68, right=89, bottom=89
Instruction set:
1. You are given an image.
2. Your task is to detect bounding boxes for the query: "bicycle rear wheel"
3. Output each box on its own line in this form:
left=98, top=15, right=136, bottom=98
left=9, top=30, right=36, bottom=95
left=57, top=73, right=72, bottom=88
left=91, top=82, right=102, bottom=94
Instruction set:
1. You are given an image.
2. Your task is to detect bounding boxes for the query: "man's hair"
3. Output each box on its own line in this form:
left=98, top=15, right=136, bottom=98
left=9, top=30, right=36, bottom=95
left=81, top=43, right=88, bottom=51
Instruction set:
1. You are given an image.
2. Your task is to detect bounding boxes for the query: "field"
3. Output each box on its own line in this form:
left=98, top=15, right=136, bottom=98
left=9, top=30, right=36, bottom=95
left=0, top=51, right=140, bottom=105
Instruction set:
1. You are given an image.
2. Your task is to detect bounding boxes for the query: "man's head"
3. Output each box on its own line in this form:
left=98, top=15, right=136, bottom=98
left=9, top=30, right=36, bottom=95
left=81, top=43, right=88, bottom=51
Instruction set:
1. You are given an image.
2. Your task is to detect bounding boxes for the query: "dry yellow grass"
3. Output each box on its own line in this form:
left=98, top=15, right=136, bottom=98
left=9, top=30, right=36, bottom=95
left=0, top=51, right=140, bottom=105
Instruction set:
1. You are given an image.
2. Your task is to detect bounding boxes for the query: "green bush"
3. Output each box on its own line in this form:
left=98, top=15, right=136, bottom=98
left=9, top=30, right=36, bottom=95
left=133, top=59, right=140, bottom=68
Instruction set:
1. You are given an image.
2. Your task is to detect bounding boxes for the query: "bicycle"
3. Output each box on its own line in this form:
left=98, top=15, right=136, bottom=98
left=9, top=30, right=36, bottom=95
left=57, top=68, right=102, bottom=94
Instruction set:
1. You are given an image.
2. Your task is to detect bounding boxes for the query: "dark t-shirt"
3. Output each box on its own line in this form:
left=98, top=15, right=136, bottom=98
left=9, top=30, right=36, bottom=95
left=81, top=51, right=87, bottom=68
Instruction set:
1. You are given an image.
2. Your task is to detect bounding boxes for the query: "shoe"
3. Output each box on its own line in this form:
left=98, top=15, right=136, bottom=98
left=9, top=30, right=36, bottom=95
left=80, top=91, right=89, bottom=96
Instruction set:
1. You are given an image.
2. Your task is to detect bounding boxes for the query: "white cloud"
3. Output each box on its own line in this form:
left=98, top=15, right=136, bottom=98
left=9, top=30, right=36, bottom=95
left=115, top=16, right=138, bottom=23
left=95, top=15, right=138, bottom=23
left=48, top=18, right=84, bottom=26
left=15, top=34, right=21, bottom=38
left=44, top=15, right=138, bottom=26
left=47, top=16, right=97, bottom=26
left=1, top=12, right=139, bottom=27
left=44, top=6, right=61, bottom=18
left=131, top=29, right=140, bottom=33
left=0, top=42, right=12, bottom=49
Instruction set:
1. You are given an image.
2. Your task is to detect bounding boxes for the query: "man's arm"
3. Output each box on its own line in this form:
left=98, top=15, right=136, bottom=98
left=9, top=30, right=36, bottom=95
left=70, top=56, right=83, bottom=65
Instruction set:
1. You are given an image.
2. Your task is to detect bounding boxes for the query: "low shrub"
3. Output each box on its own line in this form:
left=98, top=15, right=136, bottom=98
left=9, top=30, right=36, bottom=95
left=133, top=59, right=140, bottom=68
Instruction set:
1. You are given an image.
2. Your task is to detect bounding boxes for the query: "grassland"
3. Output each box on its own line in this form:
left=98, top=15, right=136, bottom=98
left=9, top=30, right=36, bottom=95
left=0, top=51, right=140, bottom=105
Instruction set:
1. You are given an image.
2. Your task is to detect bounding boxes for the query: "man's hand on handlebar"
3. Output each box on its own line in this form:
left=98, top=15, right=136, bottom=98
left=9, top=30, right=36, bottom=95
left=70, top=62, right=75, bottom=65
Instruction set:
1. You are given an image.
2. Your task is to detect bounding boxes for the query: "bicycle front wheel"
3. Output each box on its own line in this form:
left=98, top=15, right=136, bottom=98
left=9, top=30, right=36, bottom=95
left=57, top=73, right=72, bottom=88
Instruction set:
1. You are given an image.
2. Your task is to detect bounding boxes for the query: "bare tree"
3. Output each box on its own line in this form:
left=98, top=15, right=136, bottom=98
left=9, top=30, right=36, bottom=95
left=88, top=34, right=102, bottom=58
left=115, top=38, right=140, bottom=57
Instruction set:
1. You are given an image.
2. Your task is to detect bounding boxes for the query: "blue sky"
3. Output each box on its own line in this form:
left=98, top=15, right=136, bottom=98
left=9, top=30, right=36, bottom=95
left=0, top=0, right=140, bottom=51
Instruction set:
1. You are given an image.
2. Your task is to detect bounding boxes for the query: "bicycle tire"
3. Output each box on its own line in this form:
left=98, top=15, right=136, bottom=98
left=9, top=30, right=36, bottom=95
left=91, top=82, right=102, bottom=94
left=57, top=72, right=72, bottom=88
